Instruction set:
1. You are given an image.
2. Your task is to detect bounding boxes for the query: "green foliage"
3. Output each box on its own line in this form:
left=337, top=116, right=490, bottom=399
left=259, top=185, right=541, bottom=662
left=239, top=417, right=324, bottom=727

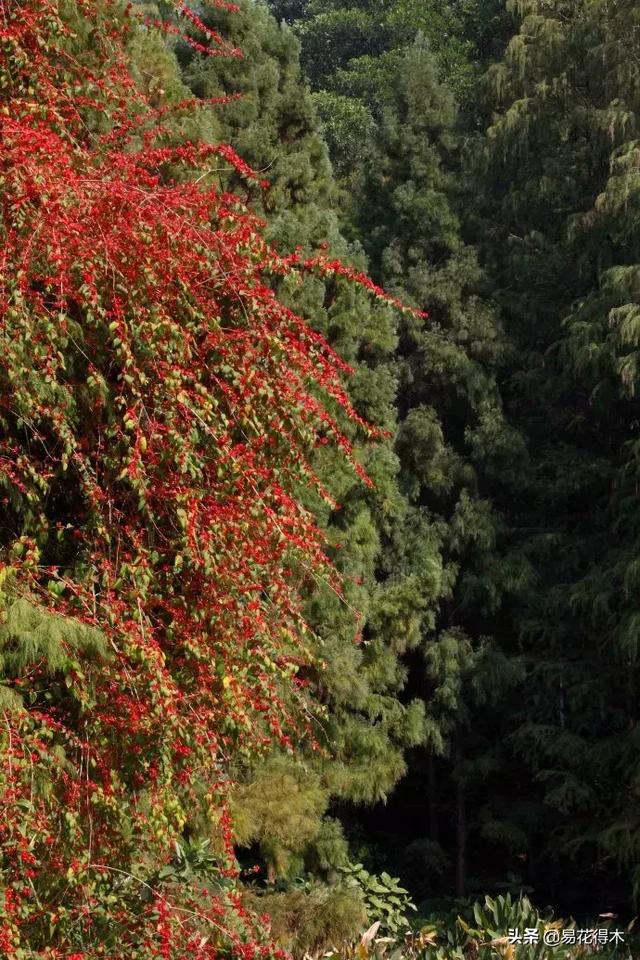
left=164, top=0, right=436, bottom=895
left=274, top=0, right=511, bottom=98
left=0, top=598, right=107, bottom=674
left=458, top=895, right=562, bottom=959
left=230, top=756, right=328, bottom=878
left=340, top=862, right=417, bottom=935
left=259, top=0, right=534, bottom=906
left=244, top=882, right=368, bottom=956
left=324, top=895, right=636, bottom=960
left=267, top=0, right=514, bottom=189
left=149, top=838, right=235, bottom=892
left=473, top=0, right=640, bottom=905
left=342, top=30, right=529, bottom=899
left=0, top=571, right=109, bottom=711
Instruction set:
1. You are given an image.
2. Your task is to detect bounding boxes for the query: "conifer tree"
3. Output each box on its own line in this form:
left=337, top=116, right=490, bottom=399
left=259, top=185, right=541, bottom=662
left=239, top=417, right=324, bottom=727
left=475, top=0, right=640, bottom=907
left=155, top=0, right=436, bottom=897
left=267, top=0, right=514, bottom=189
left=350, top=37, right=529, bottom=898
left=265, top=0, right=531, bottom=899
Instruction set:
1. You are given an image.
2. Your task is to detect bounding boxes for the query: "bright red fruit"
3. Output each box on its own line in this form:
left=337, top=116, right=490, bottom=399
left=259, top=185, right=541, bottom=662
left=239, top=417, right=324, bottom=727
left=0, top=1, right=418, bottom=956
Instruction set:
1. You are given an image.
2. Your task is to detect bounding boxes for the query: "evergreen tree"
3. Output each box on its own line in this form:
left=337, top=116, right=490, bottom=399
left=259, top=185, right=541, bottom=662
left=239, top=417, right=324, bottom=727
left=350, top=37, right=529, bottom=898
left=261, top=0, right=531, bottom=901
left=475, top=0, right=640, bottom=908
left=157, top=0, right=438, bottom=896
left=266, top=0, right=514, bottom=188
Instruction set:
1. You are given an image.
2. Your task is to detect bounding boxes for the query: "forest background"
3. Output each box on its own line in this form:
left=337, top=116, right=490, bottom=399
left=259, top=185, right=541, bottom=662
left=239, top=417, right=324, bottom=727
left=206, top=0, right=640, bottom=922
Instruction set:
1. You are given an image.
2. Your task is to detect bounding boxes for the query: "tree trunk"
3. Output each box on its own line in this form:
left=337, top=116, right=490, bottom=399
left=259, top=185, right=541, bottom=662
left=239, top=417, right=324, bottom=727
left=455, top=734, right=466, bottom=898
left=428, top=755, right=439, bottom=843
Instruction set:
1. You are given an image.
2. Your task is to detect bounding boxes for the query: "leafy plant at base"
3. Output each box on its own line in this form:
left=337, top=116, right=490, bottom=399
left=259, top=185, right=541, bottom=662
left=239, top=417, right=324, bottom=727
left=340, top=863, right=416, bottom=935
left=244, top=881, right=367, bottom=957
left=324, top=895, right=636, bottom=960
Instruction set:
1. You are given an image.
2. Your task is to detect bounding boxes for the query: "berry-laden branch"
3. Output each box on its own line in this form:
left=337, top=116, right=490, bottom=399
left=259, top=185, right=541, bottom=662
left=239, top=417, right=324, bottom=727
left=0, top=1, right=422, bottom=956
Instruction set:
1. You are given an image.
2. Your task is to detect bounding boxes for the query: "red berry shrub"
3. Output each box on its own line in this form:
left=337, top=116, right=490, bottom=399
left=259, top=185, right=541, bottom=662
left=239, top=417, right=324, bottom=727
left=0, top=1, right=418, bottom=956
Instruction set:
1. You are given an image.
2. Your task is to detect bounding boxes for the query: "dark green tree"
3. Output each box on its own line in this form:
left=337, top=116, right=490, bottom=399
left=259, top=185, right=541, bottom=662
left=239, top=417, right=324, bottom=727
left=146, top=0, right=443, bottom=902
left=259, top=0, right=531, bottom=901
left=266, top=0, right=514, bottom=187
left=475, top=0, right=640, bottom=909
left=351, top=37, right=529, bottom=898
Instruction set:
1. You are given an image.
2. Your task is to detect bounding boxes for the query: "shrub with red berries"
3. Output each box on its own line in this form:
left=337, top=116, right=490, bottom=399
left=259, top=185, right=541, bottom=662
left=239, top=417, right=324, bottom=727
left=0, top=1, right=420, bottom=956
